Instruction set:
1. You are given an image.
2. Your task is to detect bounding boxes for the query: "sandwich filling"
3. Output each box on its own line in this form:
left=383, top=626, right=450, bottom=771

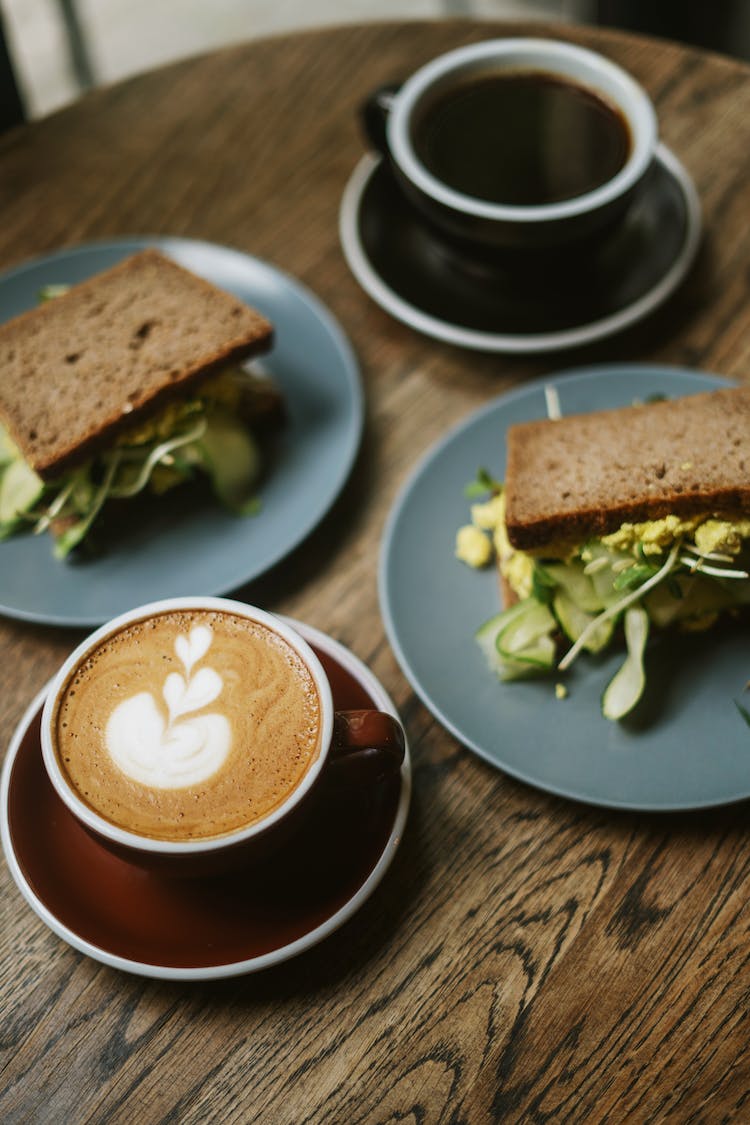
left=0, top=364, right=276, bottom=558
left=457, top=476, right=750, bottom=720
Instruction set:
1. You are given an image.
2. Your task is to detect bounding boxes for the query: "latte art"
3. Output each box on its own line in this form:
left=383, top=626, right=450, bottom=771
left=107, top=698, right=231, bottom=787
left=106, top=625, right=231, bottom=788
left=53, top=609, right=323, bottom=841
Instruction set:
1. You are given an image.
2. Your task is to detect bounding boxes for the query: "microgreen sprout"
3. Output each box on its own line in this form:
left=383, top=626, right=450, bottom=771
left=583, top=556, right=610, bottom=575
left=53, top=452, right=123, bottom=558
left=108, top=419, right=206, bottom=498
left=559, top=545, right=680, bottom=671
left=33, top=479, right=76, bottom=535
left=544, top=384, right=562, bottom=420
left=683, top=542, right=736, bottom=564
left=677, top=555, right=749, bottom=580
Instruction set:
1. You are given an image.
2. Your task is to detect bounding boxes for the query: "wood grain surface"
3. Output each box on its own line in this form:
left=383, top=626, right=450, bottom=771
left=2, top=19, right=750, bottom=1124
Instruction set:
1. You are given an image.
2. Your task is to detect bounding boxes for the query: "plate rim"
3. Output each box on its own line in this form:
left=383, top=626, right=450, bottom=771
left=378, top=364, right=746, bottom=813
left=0, top=617, right=412, bottom=980
left=339, top=144, right=702, bottom=354
left=0, top=236, right=364, bottom=628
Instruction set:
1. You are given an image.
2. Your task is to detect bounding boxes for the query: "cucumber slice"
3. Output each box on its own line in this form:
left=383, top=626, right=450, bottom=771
left=476, top=600, right=556, bottom=681
left=497, top=600, right=556, bottom=656
left=0, top=458, right=44, bottom=524
left=531, top=563, right=556, bottom=604
left=601, top=606, right=649, bottom=720
left=475, top=603, right=528, bottom=667
left=544, top=561, right=604, bottom=613
left=498, top=634, right=556, bottom=679
left=198, top=412, right=260, bottom=513
left=553, top=591, right=615, bottom=652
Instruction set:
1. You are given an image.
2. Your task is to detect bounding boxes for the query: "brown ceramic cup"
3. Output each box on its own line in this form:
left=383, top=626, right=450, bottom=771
left=40, top=597, right=404, bottom=875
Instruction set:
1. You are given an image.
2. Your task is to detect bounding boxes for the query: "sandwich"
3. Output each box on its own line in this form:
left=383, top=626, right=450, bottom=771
left=0, top=249, right=281, bottom=558
left=456, top=385, right=750, bottom=719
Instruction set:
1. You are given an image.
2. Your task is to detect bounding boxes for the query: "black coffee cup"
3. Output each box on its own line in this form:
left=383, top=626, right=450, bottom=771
left=363, top=38, right=658, bottom=253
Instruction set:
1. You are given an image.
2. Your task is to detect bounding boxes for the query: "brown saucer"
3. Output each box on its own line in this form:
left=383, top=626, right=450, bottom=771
left=2, top=629, right=409, bottom=978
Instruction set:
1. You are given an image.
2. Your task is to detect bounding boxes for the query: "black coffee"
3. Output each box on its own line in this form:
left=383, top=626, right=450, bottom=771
left=411, top=70, right=631, bottom=206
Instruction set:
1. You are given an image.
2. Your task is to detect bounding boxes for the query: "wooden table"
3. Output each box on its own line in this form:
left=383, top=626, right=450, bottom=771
left=2, top=19, right=750, bottom=1123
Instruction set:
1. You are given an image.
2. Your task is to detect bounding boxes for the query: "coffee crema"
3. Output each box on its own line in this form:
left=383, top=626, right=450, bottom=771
left=53, top=610, right=323, bottom=841
left=411, top=70, right=631, bottom=207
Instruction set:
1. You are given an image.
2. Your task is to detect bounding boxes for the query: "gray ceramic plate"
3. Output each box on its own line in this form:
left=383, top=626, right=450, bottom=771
left=380, top=365, right=750, bottom=811
left=0, top=238, right=363, bottom=627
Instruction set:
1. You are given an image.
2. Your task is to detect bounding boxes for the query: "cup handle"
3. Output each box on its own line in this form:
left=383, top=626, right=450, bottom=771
left=360, top=82, right=401, bottom=156
left=328, top=709, right=405, bottom=785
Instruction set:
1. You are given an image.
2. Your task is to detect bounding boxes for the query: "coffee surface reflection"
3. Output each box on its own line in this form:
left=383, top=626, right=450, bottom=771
left=411, top=70, right=631, bottom=206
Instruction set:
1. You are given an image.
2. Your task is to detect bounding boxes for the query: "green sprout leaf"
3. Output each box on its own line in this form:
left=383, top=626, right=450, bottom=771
left=53, top=452, right=122, bottom=559
left=464, top=467, right=502, bottom=498
left=613, top=563, right=659, bottom=592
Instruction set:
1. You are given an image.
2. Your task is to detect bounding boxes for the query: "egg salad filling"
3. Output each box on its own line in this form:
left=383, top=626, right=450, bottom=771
left=0, top=365, right=267, bottom=559
left=456, top=471, right=750, bottom=720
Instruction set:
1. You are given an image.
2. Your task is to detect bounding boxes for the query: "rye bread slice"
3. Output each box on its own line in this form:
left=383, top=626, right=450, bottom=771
left=0, top=249, right=273, bottom=479
left=505, top=385, right=750, bottom=551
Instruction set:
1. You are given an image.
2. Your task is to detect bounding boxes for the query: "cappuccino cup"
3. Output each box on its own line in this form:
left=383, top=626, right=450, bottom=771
left=41, top=597, right=405, bottom=874
left=363, top=37, right=658, bottom=252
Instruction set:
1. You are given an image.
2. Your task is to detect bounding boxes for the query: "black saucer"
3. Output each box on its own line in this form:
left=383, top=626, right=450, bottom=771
left=339, top=144, right=701, bottom=353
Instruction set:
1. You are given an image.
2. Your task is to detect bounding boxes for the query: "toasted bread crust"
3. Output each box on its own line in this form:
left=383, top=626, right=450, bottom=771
left=505, top=386, right=750, bottom=550
left=0, top=250, right=273, bottom=479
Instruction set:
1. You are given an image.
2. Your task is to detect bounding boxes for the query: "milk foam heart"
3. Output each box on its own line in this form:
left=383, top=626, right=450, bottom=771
left=105, top=625, right=232, bottom=788
left=52, top=608, right=324, bottom=841
left=106, top=694, right=231, bottom=787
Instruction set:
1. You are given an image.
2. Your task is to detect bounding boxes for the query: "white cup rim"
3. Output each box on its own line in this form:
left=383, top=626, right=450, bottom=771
left=387, top=37, right=658, bottom=223
left=40, top=596, right=335, bottom=856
